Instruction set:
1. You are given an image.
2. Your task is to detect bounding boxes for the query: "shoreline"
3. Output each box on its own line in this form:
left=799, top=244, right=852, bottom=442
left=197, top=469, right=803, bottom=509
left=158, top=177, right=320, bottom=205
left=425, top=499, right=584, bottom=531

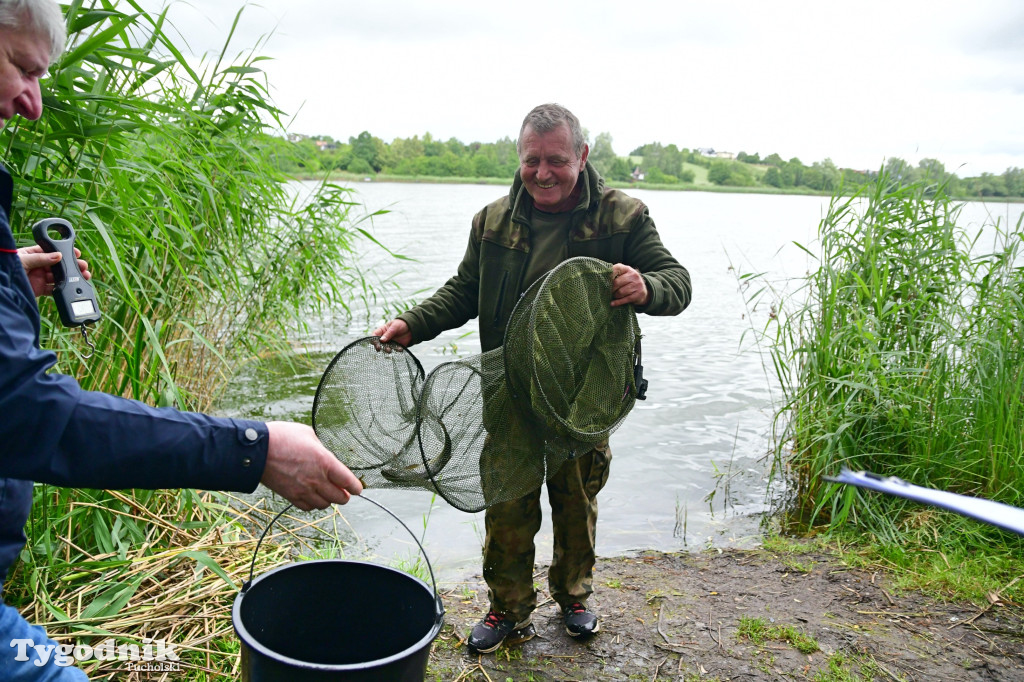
left=292, top=171, right=1024, bottom=203
left=428, top=544, right=1024, bottom=680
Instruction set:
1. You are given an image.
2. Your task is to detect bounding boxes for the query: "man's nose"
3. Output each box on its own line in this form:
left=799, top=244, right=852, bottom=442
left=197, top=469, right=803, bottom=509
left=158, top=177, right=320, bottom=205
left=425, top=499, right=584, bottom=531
left=15, top=79, right=43, bottom=121
left=536, top=162, right=552, bottom=179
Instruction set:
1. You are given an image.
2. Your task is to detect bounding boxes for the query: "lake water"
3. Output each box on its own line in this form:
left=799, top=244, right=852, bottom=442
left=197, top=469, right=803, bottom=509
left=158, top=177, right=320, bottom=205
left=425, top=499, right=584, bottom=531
left=218, top=182, right=1024, bottom=581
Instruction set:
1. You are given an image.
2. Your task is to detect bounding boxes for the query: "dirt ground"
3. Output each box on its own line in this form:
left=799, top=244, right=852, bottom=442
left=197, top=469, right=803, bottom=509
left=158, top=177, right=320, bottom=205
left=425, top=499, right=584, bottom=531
left=426, top=547, right=1024, bottom=681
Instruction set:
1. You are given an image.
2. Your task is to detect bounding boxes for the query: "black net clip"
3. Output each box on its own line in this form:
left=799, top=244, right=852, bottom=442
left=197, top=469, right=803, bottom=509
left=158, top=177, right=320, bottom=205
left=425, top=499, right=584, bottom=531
left=633, top=338, right=648, bottom=401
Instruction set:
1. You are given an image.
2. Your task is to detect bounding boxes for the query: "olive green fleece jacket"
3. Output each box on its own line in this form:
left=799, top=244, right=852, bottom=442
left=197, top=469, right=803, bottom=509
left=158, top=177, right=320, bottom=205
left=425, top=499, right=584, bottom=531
left=398, top=162, right=692, bottom=352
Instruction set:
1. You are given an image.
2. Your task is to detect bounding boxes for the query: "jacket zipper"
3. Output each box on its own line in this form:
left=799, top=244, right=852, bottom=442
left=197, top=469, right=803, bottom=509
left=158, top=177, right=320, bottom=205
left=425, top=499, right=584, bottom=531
left=492, top=270, right=509, bottom=326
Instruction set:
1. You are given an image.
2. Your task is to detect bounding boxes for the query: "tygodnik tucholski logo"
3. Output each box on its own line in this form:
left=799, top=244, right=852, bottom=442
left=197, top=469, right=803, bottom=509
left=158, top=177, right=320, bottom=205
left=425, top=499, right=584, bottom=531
left=10, top=636, right=181, bottom=672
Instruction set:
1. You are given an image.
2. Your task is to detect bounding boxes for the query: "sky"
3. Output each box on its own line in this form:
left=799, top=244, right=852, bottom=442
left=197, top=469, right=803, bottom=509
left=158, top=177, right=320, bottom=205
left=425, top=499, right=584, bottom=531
left=136, top=0, right=1024, bottom=177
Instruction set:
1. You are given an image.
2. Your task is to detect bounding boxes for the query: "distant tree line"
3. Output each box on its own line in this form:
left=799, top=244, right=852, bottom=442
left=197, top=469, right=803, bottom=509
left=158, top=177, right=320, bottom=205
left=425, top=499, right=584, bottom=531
left=267, top=131, right=520, bottom=179
left=268, top=130, right=1024, bottom=199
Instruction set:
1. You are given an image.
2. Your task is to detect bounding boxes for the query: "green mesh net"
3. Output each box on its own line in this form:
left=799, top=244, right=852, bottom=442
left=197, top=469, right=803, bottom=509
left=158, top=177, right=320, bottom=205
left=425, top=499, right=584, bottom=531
left=312, top=257, right=645, bottom=512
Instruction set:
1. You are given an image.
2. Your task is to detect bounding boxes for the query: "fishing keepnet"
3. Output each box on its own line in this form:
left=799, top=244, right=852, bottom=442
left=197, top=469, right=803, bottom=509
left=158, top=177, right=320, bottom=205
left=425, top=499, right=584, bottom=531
left=312, top=257, right=645, bottom=512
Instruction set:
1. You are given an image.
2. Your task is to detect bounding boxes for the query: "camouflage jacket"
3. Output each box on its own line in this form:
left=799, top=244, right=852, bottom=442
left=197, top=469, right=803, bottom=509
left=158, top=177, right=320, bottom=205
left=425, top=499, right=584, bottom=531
left=398, top=162, right=692, bottom=352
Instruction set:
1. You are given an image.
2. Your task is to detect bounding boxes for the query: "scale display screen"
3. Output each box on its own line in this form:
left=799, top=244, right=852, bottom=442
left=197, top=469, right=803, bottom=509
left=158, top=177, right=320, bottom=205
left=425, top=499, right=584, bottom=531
left=71, top=299, right=96, bottom=316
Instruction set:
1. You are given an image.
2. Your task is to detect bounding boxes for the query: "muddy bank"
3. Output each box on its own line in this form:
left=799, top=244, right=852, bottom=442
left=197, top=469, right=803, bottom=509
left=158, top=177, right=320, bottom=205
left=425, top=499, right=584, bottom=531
left=426, top=547, right=1024, bottom=681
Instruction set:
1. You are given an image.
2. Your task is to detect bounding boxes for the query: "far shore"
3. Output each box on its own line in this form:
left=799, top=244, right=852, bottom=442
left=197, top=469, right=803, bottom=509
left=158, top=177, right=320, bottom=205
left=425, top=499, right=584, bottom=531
left=291, top=170, right=1024, bottom=203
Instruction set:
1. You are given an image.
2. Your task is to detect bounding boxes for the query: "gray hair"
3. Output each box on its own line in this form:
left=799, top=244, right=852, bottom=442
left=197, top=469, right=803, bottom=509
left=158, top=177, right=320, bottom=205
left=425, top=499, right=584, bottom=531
left=517, top=103, right=586, bottom=160
left=0, top=0, right=66, bottom=62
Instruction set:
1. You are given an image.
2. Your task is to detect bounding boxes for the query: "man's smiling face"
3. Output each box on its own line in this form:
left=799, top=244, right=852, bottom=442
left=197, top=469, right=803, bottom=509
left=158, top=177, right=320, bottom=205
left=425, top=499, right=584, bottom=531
left=518, top=123, right=589, bottom=213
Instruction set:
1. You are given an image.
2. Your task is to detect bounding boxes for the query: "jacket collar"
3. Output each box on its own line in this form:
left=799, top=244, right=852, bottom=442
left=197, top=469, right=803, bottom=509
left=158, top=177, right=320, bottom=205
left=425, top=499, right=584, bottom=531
left=509, top=161, right=604, bottom=224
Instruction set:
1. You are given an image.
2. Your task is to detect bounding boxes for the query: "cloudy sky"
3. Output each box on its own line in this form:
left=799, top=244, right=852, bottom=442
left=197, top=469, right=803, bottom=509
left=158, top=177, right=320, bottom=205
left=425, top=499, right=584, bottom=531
left=137, top=0, right=1024, bottom=177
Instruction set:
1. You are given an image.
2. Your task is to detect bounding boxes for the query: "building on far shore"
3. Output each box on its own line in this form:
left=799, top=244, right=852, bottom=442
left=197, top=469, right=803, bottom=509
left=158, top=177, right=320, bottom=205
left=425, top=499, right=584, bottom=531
left=697, top=147, right=736, bottom=160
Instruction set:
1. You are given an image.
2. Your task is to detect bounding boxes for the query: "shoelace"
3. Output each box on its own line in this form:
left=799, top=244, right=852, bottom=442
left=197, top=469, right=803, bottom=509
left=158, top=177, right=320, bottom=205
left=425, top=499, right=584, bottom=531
left=566, top=602, right=586, bottom=615
left=482, top=611, right=504, bottom=629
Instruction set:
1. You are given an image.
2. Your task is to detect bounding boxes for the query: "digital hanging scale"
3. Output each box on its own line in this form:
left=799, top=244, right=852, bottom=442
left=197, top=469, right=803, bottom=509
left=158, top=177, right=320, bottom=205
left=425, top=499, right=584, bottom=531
left=32, top=218, right=101, bottom=354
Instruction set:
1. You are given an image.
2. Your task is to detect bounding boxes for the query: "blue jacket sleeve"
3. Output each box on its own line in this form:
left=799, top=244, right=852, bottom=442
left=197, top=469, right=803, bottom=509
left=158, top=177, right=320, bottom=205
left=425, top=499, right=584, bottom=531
left=0, top=249, right=267, bottom=493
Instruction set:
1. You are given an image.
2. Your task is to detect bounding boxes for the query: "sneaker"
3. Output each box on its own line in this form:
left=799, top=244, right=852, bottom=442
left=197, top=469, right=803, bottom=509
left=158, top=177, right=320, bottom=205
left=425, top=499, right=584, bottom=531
left=467, top=611, right=534, bottom=654
left=563, top=602, right=599, bottom=637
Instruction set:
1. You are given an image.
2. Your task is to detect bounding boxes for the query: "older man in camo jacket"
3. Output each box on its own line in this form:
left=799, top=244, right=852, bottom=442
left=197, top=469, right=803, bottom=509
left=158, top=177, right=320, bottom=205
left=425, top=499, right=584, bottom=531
left=375, top=103, right=691, bottom=654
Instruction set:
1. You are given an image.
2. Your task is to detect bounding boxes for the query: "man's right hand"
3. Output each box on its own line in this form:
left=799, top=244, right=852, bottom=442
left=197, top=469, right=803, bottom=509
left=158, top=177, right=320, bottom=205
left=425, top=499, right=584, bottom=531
left=261, top=422, right=362, bottom=511
left=372, top=319, right=412, bottom=347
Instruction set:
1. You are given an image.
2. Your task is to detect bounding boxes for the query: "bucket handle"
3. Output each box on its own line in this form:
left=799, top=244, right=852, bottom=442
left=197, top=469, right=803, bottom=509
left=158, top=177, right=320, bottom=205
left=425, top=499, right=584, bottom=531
left=242, top=495, right=445, bottom=619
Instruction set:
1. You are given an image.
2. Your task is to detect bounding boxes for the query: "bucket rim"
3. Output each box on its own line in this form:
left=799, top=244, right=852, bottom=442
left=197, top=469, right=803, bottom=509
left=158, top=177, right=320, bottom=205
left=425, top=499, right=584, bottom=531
left=232, top=558, right=444, bottom=672
left=243, top=495, right=445, bottom=617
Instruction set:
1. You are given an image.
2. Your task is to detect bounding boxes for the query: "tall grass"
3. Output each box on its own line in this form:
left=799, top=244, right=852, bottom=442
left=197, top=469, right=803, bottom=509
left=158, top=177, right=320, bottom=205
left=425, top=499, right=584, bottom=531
left=758, top=170, right=1024, bottom=549
left=2, top=1, right=375, bottom=676
left=7, top=1, right=365, bottom=404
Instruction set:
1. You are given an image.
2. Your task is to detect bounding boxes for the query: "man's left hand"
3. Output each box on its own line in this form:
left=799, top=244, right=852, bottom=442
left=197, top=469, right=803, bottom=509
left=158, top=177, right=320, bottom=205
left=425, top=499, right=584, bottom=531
left=18, top=245, right=90, bottom=298
left=610, top=263, right=650, bottom=307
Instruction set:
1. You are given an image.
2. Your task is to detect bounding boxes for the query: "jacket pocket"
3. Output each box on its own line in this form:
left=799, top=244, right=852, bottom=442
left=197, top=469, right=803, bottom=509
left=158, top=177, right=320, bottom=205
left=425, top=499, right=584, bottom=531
left=582, top=445, right=612, bottom=500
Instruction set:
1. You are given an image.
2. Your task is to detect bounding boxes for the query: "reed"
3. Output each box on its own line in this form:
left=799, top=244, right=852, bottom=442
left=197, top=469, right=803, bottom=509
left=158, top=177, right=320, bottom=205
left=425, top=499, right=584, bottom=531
left=2, top=2, right=377, bottom=677
left=7, top=489, right=350, bottom=679
left=758, top=169, right=1024, bottom=564
left=7, top=2, right=368, bottom=404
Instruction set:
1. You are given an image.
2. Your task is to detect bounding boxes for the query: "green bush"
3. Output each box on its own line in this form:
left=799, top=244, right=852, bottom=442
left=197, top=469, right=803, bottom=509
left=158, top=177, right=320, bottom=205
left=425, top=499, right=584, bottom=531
left=346, top=156, right=375, bottom=175
left=645, top=167, right=678, bottom=184
left=708, top=160, right=732, bottom=185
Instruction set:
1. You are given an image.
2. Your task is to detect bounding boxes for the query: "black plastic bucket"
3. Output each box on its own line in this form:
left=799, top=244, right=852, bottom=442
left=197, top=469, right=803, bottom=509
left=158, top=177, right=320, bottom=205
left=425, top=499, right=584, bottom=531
left=233, top=496, right=445, bottom=681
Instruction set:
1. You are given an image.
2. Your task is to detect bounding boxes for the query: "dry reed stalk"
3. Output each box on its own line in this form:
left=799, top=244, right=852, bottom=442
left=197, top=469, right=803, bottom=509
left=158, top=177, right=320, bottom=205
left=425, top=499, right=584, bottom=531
left=22, top=494, right=351, bottom=680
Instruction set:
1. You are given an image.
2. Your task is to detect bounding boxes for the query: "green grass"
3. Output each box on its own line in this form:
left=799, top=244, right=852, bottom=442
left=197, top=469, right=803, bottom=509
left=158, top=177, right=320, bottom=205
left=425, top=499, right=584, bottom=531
left=834, top=524, right=1024, bottom=605
left=683, top=161, right=709, bottom=185
left=762, top=528, right=1024, bottom=607
left=812, top=652, right=890, bottom=682
left=736, top=615, right=820, bottom=654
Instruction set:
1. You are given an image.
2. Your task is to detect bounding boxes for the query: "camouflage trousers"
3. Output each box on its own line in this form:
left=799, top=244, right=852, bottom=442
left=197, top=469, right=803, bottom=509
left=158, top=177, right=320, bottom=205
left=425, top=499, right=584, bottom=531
left=482, top=445, right=611, bottom=622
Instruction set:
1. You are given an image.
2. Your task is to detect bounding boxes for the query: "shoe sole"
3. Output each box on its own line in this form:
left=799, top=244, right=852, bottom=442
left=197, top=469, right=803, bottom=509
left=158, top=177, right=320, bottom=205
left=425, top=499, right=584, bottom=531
left=505, top=623, right=537, bottom=646
left=468, top=620, right=534, bottom=654
left=468, top=640, right=502, bottom=654
left=566, top=620, right=600, bottom=638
